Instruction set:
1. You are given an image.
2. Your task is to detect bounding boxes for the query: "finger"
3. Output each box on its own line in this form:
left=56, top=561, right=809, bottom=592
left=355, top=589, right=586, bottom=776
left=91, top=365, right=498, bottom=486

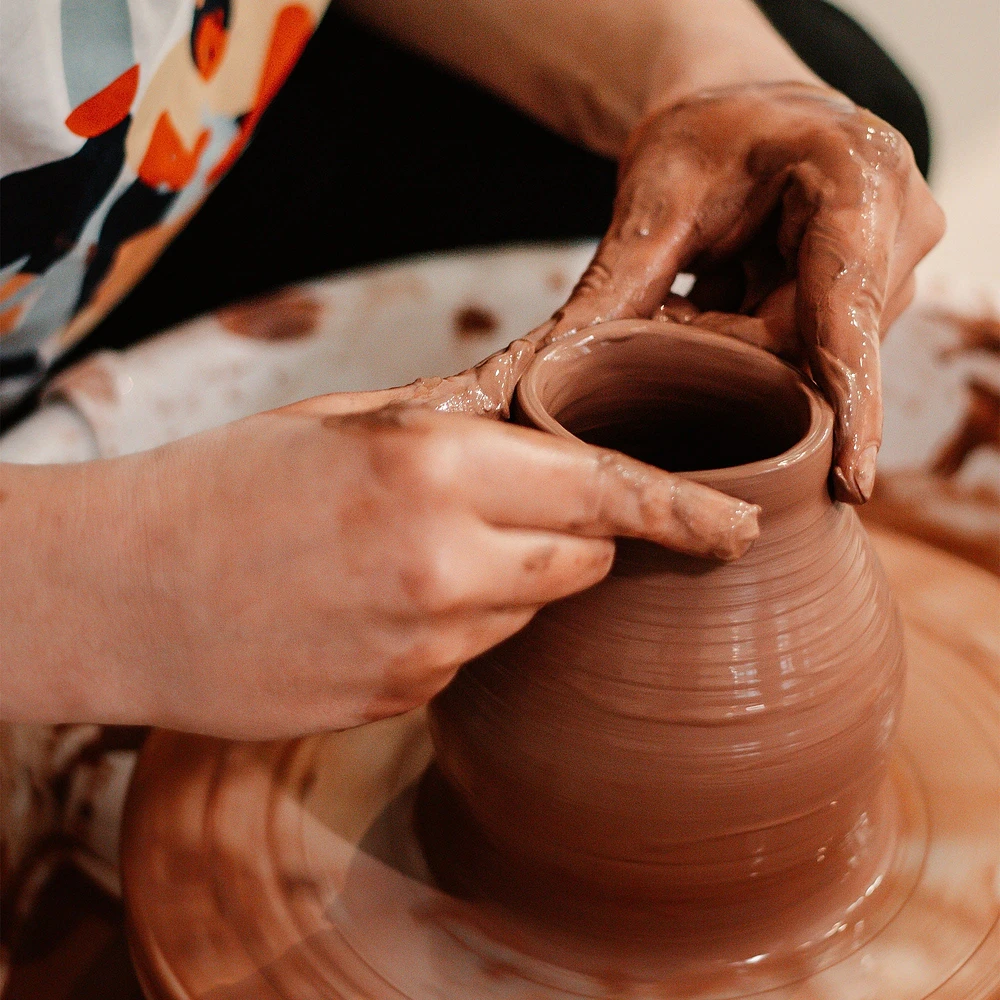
left=369, top=605, right=541, bottom=717
left=278, top=339, right=536, bottom=421
left=457, top=419, right=760, bottom=561
left=427, top=339, right=535, bottom=418
left=742, top=249, right=915, bottom=357
left=654, top=293, right=701, bottom=324
left=549, top=165, right=785, bottom=343
left=691, top=308, right=799, bottom=358
left=550, top=230, right=687, bottom=340
left=460, top=528, right=616, bottom=609
left=398, top=522, right=614, bottom=613
left=279, top=385, right=409, bottom=418
left=451, top=606, right=540, bottom=665
left=749, top=280, right=801, bottom=356
left=795, top=179, right=899, bottom=503
left=546, top=162, right=718, bottom=340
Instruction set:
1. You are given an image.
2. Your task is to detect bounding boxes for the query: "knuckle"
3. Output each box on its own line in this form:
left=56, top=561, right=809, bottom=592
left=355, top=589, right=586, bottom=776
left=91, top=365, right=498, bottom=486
left=369, top=418, right=461, bottom=495
left=397, top=538, right=463, bottom=615
left=418, top=433, right=463, bottom=494
left=572, top=259, right=616, bottom=302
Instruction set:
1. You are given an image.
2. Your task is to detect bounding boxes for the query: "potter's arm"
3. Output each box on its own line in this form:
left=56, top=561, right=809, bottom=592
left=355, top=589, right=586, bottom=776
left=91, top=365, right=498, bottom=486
left=339, top=0, right=945, bottom=503
left=335, top=0, right=816, bottom=157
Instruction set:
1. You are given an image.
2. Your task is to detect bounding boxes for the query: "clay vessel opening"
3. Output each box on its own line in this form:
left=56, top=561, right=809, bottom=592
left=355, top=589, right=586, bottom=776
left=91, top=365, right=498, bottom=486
left=517, top=320, right=816, bottom=478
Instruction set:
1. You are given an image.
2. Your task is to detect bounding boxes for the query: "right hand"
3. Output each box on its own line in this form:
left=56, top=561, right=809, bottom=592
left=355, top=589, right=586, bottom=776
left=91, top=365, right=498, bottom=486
left=87, top=400, right=757, bottom=739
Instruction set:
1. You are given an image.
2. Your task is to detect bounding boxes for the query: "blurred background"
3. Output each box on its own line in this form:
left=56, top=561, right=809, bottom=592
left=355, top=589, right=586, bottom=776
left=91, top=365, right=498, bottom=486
left=837, top=0, right=998, bottom=284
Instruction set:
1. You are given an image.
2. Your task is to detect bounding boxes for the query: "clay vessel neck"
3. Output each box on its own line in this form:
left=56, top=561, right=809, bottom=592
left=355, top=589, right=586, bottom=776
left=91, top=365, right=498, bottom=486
left=515, top=319, right=835, bottom=526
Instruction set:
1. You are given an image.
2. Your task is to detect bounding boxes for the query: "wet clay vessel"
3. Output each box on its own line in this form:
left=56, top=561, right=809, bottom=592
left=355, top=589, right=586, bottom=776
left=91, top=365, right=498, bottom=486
left=422, top=320, right=907, bottom=970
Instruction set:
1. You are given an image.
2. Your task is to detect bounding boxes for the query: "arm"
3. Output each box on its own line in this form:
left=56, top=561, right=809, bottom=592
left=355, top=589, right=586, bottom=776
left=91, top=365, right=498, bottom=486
left=0, top=460, right=155, bottom=725
left=337, top=0, right=819, bottom=156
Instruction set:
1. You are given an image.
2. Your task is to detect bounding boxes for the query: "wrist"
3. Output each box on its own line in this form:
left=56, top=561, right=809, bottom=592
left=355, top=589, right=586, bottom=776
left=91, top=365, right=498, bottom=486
left=0, top=459, right=157, bottom=726
left=635, top=0, right=821, bottom=132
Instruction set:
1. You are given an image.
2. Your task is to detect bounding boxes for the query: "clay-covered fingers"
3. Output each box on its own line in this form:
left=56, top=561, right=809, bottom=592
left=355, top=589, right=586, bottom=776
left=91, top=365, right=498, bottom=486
left=547, top=170, right=710, bottom=341
left=792, top=124, right=941, bottom=502
left=460, top=419, right=760, bottom=560
left=470, top=529, right=616, bottom=607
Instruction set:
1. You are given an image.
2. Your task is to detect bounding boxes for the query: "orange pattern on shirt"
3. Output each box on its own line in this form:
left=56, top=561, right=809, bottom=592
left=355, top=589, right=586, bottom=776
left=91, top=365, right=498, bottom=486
left=207, top=5, right=315, bottom=184
left=137, top=111, right=210, bottom=190
left=193, top=10, right=229, bottom=82
left=64, top=64, right=140, bottom=139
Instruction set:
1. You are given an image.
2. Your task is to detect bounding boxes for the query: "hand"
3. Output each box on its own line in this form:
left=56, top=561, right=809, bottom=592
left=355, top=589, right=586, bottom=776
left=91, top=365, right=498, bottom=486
left=120, top=406, right=759, bottom=737
left=1, top=401, right=758, bottom=738
left=545, top=83, right=946, bottom=502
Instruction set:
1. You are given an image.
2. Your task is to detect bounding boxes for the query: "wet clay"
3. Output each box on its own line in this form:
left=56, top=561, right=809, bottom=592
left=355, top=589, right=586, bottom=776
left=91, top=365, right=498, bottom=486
left=421, top=320, right=907, bottom=971
left=217, top=287, right=321, bottom=341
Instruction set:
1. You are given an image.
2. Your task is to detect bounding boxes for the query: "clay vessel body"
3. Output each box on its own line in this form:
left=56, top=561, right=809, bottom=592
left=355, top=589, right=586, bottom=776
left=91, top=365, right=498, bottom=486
left=423, top=321, right=906, bottom=961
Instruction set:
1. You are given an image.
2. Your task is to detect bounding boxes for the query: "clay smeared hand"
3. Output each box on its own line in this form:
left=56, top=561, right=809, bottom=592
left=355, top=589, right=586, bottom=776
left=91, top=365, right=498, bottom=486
left=286, top=340, right=761, bottom=561
left=1, top=406, right=755, bottom=738
left=545, top=83, right=945, bottom=502
left=284, top=338, right=537, bottom=420
left=2, top=354, right=762, bottom=737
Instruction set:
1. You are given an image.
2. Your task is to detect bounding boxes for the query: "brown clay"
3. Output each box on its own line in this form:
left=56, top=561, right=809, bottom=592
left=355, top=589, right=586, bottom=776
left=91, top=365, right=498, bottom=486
left=423, top=319, right=907, bottom=969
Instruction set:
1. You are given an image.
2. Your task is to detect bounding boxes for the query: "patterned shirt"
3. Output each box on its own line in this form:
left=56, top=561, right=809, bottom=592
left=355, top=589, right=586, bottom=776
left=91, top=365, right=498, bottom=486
left=0, top=0, right=331, bottom=410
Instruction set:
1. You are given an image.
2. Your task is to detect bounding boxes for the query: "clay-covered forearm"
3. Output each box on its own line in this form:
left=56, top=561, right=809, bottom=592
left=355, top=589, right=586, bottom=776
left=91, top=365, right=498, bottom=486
left=0, top=461, right=152, bottom=726
left=337, top=0, right=819, bottom=156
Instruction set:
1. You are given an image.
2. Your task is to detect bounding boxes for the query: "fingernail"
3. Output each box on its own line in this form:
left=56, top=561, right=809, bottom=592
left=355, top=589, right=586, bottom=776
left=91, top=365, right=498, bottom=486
left=853, top=444, right=878, bottom=502
left=717, top=501, right=761, bottom=560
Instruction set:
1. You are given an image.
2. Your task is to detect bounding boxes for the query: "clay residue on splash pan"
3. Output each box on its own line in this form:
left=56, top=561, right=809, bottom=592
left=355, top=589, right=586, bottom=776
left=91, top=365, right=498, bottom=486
left=865, top=312, right=1000, bottom=574
left=453, top=305, right=499, bottom=338
left=930, top=379, right=1000, bottom=478
left=217, top=287, right=321, bottom=342
left=934, top=309, right=1000, bottom=356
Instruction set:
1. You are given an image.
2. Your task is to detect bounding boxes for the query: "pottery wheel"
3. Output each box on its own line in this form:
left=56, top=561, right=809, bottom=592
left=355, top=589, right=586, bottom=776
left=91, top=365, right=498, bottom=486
left=122, top=529, right=1000, bottom=1000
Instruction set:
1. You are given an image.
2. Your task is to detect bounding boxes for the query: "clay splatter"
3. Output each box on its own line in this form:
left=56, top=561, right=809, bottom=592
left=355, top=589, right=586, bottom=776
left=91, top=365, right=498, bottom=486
left=217, top=288, right=321, bottom=342
left=453, top=306, right=498, bottom=338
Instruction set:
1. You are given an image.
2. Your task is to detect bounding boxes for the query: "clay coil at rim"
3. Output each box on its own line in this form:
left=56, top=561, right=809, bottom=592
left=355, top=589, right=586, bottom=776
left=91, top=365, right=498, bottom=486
left=422, top=319, right=907, bottom=967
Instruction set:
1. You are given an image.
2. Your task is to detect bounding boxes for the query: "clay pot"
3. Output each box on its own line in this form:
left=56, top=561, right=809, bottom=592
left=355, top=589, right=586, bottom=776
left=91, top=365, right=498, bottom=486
left=423, top=320, right=906, bottom=949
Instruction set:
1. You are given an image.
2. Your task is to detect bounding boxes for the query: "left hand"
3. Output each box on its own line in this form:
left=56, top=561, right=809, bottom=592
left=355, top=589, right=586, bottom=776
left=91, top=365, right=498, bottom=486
left=542, top=82, right=946, bottom=503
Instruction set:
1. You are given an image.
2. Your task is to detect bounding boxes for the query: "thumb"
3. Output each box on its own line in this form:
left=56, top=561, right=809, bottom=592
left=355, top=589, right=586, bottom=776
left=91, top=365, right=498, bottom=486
left=278, top=340, right=536, bottom=422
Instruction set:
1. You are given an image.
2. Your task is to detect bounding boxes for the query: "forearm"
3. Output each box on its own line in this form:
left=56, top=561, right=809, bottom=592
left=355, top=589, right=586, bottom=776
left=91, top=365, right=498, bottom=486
left=338, top=0, right=820, bottom=157
left=0, top=461, right=152, bottom=725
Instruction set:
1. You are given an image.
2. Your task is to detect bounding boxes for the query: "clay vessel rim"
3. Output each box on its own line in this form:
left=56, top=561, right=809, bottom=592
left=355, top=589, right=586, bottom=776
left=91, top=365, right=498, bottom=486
left=518, top=319, right=834, bottom=486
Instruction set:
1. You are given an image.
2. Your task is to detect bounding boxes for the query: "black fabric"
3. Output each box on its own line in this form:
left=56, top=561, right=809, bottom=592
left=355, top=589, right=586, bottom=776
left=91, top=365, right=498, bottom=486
left=755, top=0, right=931, bottom=176
left=0, top=118, right=130, bottom=273
left=49, top=2, right=933, bottom=386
